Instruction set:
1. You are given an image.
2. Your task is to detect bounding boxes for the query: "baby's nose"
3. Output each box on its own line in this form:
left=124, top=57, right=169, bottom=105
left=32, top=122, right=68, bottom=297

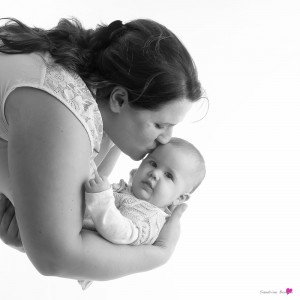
left=150, top=170, right=160, bottom=180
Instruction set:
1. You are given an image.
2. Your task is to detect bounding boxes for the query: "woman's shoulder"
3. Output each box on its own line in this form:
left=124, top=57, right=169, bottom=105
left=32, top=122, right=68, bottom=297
left=0, top=52, right=45, bottom=84
left=42, top=56, right=103, bottom=158
left=43, top=55, right=94, bottom=110
left=1, top=52, right=103, bottom=160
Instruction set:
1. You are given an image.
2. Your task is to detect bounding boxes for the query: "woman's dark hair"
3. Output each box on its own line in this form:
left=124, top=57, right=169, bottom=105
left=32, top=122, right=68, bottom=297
left=0, top=17, right=202, bottom=110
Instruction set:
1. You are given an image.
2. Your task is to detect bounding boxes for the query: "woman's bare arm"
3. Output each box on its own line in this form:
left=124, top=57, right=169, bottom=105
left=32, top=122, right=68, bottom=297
left=5, top=87, right=181, bottom=280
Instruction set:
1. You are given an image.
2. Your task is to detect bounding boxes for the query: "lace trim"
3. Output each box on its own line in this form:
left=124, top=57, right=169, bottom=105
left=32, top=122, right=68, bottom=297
left=43, top=61, right=102, bottom=162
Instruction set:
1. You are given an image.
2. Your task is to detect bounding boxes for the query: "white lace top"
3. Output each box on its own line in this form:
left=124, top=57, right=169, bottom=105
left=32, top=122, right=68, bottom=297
left=0, top=51, right=112, bottom=176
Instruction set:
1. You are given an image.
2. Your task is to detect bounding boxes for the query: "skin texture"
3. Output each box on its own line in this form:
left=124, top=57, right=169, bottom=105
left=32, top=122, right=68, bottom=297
left=131, top=144, right=195, bottom=209
left=0, top=86, right=190, bottom=280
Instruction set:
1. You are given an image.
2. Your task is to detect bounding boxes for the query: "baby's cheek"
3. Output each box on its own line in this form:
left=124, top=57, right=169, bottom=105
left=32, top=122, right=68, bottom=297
left=156, top=185, right=169, bottom=200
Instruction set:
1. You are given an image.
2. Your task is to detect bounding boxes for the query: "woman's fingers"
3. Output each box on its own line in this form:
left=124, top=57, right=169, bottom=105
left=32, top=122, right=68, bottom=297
left=0, top=194, right=9, bottom=219
left=154, top=204, right=188, bottom=256
left=0, top=202, right=15, bottom=233
left=0, top=197, right=23, bottom=249
left=8, top=214, right=19, bottom=238
left=170, top=203, right=188, bottom=220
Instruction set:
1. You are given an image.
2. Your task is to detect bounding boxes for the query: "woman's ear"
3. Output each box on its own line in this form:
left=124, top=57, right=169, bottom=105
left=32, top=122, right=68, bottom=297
left=109, top=86, right=128, bottom=113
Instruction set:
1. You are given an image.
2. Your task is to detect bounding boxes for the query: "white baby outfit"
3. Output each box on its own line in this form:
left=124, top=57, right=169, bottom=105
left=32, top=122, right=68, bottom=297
left=79, top=179, right=171, bottom=290
left=84, top=179, right=170, bottom=245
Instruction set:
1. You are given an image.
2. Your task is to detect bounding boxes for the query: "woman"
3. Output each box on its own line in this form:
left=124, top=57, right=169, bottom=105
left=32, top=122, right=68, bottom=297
left=0, top=18, right=202, bottom=281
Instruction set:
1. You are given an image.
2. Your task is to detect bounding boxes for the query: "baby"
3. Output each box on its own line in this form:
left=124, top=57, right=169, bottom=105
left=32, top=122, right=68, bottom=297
left=79, top=137, right=206, bottom=289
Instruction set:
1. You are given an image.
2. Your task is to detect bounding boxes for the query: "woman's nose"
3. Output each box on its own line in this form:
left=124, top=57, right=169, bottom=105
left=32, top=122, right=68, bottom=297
left=156, top=127, right=173, bottom=145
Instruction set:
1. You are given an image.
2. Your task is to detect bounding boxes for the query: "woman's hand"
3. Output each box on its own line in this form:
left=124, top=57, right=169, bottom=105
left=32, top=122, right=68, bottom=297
left=153, top=204, right=187, bottom=260
left=0, top=194, right=24, bottom=252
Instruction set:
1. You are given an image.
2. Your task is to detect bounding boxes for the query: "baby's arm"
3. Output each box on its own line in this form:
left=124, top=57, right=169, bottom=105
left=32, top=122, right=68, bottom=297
left=84, top=172, right=139, bottom=244
left=85, top=171, right=111, bottom=194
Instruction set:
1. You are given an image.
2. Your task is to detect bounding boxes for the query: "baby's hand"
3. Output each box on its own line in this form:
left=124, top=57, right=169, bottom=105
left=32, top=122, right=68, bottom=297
left=85, top=172, right=110, bottom=194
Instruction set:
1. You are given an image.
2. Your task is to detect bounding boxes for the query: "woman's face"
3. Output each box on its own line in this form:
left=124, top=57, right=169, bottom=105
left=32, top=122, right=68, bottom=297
left=105, top=96, right=193, bottom=160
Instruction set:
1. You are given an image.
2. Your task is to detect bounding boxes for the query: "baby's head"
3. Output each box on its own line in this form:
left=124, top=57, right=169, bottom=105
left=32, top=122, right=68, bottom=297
left=130, top=137, right=206, bottom=210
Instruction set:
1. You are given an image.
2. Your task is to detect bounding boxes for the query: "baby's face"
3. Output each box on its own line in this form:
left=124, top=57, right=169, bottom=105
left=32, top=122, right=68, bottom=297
left=131, top=143, right=194, bottom=209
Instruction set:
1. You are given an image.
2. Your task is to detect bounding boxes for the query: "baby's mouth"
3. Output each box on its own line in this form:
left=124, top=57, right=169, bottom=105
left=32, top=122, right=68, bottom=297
left=141, top=181, right=153, bottom=191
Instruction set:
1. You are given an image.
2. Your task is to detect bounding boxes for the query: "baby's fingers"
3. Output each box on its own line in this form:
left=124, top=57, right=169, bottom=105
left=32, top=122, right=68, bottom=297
left=93, top=171, right=102, bottom=183
left=89, top=179, right=98, bottom=187
left=85, top=181, right=91, bottom=190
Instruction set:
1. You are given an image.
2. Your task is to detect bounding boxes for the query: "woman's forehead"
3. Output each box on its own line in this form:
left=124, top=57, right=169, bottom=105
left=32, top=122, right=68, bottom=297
left=149, top=99, right=192, bottom=123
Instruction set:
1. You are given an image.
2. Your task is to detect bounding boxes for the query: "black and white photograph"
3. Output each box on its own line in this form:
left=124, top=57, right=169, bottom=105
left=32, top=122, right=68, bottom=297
left=1, top=1, right=299, bottom=299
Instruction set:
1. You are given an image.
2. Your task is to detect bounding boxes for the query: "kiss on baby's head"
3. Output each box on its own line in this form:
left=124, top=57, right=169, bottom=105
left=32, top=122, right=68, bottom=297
left=130, top=137, right=206, bottom=210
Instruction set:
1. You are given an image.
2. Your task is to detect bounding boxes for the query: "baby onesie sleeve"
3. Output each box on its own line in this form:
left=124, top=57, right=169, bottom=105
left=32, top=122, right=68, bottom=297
left=129, top=206, right=167, bottom=246
left=84, top=188, right=139, bottom=244
left=79, top=188, right=168, bottom=290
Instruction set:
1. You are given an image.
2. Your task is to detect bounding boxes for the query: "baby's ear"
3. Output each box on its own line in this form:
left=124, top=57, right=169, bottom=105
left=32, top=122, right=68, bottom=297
left=128, top=168, right=137, bottom=186
left=173, top=193, right=190, bottom=206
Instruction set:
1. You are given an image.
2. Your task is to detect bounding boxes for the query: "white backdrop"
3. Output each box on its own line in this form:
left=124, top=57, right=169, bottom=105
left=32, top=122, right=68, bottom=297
left=1, top=1, right=299, bottom=299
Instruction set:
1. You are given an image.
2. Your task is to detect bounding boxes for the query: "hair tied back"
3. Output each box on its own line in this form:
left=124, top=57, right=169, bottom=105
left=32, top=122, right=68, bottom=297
left=92, top=20, right=125, bottom=52
left=107, top=20, right=125, bottom=40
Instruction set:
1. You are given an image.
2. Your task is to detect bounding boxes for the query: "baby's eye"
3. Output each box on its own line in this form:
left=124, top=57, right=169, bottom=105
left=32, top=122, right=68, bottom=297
left=165, top=172, right=174, bottom=180
left=149, top=160, right=157, bottom=167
